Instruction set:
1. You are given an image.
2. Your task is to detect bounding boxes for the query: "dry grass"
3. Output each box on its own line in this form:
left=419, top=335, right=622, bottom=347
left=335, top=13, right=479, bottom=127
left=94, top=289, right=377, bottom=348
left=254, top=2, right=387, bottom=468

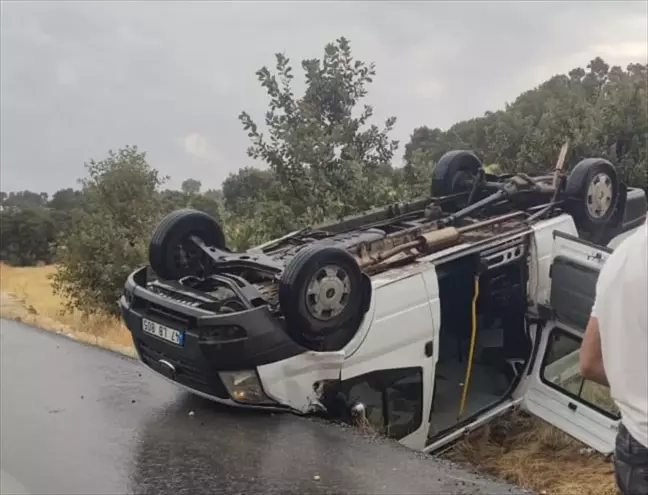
left=0, top=264, right=619, bottom=494
left=444, top=409, right=618, bottom=495
left=0, top=263, right=135, bottom=355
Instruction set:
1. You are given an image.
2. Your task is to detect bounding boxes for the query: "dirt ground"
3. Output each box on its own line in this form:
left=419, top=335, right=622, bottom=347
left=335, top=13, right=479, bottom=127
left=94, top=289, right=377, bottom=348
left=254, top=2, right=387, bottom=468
left=0, top=263, right=620, bottom=495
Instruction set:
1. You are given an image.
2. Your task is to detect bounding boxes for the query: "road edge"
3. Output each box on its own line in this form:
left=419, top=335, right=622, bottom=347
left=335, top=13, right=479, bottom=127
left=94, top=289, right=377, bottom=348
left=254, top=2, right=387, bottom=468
left=0, top=292, right=137, bottom=359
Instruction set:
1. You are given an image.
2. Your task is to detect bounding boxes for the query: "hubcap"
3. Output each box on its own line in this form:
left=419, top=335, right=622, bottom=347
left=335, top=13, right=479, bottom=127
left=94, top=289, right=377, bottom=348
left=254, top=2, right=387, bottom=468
left=586, top=173, right=614, bottom=219
left=305, top=265, right=351, bottom=322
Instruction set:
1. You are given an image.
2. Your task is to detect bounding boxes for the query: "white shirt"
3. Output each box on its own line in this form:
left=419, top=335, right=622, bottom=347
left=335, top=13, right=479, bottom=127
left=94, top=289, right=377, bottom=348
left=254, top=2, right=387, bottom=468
left=591, top=218, right=648, bottom=448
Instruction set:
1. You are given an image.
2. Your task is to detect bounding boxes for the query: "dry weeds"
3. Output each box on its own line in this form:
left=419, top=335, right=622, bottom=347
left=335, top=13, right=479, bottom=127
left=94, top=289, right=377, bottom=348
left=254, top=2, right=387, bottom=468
left=0, top=263, right=135, bottom=356
left=0, top=264, right=619, bottom=495
left=444, top=409, right=618, bottom=495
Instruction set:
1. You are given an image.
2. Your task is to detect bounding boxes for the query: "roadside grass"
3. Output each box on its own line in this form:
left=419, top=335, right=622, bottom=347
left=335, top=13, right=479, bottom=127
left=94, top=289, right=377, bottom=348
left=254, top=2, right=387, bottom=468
left=445, top=409, right=618, bottom=495
left=0, top=263, right=619, bottom=495
left=0, top=263, right=134, bottom=354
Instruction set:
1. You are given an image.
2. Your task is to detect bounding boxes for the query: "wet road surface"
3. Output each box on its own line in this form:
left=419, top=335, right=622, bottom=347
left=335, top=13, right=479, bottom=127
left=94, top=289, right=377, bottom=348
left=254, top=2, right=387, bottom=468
left=0, top=319, right=531, bottom=494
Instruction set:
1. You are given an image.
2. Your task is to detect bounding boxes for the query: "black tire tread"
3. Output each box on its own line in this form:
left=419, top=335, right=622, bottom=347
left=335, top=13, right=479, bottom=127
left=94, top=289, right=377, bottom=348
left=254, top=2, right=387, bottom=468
left=564, top=158, right=619, bottom=231
left=149, top=209, right=198, bottom=271
left=279, top=244, right=364, bottom=352
left=280, top=244, right=333, bottom=285
left=431, top=150, right=483, bottom=197
left=148, top=209, right=226, bottom=280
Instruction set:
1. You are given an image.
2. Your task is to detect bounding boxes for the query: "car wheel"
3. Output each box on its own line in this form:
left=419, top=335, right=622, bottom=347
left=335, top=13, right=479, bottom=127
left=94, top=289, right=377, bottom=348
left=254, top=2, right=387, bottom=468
left=148, top=209, right=227, bottom=280
left=564, top=158, right=620, bottom=231
left=279, top=245, right=367, bottom=352
left=431, top=150, right=483, bottom=197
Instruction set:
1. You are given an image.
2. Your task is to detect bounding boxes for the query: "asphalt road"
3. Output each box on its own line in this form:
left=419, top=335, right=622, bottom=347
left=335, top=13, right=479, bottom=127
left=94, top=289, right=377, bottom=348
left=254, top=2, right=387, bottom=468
left=0, top=319, right=530, bottom=495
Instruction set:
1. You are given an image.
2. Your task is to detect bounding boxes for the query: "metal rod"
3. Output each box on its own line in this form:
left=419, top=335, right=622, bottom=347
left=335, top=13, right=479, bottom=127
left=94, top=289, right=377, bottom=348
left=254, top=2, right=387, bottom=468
left=525, top=202, right=559, bottom=224
left=447, top=189, right=507, bottom=224
left=466, top=169, right=485, bottom=207
left=458, top=274, right=480, bottom=420
left=457, top=210, right=527, bottom=233
left=552, top=140, right=570, bottom=190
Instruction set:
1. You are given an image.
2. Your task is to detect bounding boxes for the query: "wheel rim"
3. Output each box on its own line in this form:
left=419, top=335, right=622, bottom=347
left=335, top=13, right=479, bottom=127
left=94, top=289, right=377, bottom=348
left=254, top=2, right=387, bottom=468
left=586, top=172, right=614, bottom=219
left=305, top=265, right=352, bottom=322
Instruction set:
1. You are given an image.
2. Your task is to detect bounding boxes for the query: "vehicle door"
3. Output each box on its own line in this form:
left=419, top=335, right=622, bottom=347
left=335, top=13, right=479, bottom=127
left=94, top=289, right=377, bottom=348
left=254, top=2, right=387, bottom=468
left=522, top=230, right=619, bottom=455
left=339, top=269, right=439, bottom=451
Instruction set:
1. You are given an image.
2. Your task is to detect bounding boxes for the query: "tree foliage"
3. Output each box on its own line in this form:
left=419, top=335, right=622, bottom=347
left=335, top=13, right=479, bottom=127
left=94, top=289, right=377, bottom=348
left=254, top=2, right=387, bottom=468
left=238, top=37, right=400, bottom=227
left=0, top=207, right=58, bottom=265
left=50, top=146, right=166, bottom=315
left=181, top=178, right=202, bottom=195
left=1, top=45, right=646, bottom=319
left=404, top=57, right=647, bottom=193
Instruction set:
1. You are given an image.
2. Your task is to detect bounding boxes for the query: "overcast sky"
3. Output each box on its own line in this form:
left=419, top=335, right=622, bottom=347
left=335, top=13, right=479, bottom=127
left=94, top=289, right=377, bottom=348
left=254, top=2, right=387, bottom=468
left=1, top=1, right=646, bottom=194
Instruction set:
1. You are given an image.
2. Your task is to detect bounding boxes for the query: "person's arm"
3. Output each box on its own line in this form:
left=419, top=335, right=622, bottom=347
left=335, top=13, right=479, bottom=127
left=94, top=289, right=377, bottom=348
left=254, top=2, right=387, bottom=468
left=580, top=314, right=609, bottom=387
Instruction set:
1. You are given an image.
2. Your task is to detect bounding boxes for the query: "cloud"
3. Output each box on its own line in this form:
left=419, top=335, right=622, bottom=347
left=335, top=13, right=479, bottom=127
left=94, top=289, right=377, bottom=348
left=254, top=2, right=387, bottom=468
left=55, top=62, right=78, bottom=88
left=182, top=133, right=220, bottom=163
left=414, top=80, right=446, bottom=101
left=1, top=1, right=646, bottom=193
left=591, top=42, right=648, bottom=60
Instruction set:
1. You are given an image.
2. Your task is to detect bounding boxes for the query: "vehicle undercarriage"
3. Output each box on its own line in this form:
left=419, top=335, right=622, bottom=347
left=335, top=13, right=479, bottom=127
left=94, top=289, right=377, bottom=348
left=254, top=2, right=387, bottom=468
left=131, top=147, right=634, bottom=353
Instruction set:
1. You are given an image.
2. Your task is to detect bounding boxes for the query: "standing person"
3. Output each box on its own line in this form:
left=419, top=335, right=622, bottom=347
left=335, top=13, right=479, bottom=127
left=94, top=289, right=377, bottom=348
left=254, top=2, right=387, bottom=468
left=580, top=217, right=648, bottom=495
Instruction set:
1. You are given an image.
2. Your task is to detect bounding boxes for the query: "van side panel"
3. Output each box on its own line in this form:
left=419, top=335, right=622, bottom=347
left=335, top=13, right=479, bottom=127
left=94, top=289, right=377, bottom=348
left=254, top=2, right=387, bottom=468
left=340, top=271, right=438, bottom=450
left=528, top=214, right=579, bottom=307
left=341, top=273, right=436, bottom=377
left=421, top=267, right=441, bottom=369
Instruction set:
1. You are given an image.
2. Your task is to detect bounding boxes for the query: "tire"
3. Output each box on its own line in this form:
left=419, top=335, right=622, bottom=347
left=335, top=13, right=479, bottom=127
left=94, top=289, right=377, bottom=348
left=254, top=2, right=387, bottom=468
left=564, top=158, right=620, bottom=231
left=279, top=245, right=367, bottom=352
left=148, top=209, right=226, bottom=280
left=431, top=150, right=483, bottom=197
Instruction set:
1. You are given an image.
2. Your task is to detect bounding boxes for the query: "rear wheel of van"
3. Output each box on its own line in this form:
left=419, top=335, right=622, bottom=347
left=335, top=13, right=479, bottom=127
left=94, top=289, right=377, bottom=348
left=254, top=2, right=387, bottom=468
left=431, top=150, right=484, bottom=197
left=564, top=158, right=620, bottom=232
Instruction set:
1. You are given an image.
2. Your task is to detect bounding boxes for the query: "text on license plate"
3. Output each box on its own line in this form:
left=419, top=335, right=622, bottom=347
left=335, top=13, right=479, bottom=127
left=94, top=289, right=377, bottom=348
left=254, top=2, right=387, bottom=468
left=142, top=318, right=185, bottom=346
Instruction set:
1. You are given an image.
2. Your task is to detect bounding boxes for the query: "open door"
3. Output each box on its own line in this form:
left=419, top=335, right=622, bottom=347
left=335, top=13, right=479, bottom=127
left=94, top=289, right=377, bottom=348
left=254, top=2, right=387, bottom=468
left=523, top=230, right=619, bottom=455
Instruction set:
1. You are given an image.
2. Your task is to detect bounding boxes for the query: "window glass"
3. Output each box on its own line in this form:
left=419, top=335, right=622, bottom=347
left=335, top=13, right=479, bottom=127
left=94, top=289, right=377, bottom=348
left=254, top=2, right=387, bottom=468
left=541, top=329, right=619, bottom=418
left=340, top=367, right=423, bottom=440
left=385, top=370, right=423, bottom=439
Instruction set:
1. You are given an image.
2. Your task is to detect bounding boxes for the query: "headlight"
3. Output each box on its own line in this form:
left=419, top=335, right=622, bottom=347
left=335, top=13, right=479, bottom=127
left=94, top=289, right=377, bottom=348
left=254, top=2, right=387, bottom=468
left=219, top=370, right=275, bottom=405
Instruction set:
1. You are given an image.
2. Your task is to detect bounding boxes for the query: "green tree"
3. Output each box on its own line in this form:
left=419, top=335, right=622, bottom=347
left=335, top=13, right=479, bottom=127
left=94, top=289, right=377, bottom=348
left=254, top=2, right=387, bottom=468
left=0, top=207, right=57, bottom=265
left=402, top=127, right=447, bottom=195
left=49, top=188, right=86, bottom=211
left=239, top=37, right=399, bottom=225
left=403, top=59, right=647, bottom=190
left=221, top=167, right=276, bottom=217
left=181, top=178, right=202, bottom=195
left=1, top=190, right=48, bottom=209
left=51, top=145, right=167, bottom=315
left=160, top=186, right=222, bottom=223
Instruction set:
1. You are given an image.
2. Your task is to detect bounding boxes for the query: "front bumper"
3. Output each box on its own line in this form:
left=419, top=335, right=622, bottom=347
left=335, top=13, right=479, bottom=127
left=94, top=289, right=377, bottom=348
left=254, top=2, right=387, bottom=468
left=119, top=267, right=305, bottom=408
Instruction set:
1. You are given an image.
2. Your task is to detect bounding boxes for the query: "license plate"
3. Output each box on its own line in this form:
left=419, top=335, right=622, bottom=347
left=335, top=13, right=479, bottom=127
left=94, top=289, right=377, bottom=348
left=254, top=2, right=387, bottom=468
left=142, top=318, right=185, bottom=346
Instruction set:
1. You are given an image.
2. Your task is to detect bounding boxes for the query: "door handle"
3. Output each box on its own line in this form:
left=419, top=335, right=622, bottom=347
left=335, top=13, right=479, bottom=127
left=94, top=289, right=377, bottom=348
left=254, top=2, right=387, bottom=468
left=568, top=402, right=577, bottom=412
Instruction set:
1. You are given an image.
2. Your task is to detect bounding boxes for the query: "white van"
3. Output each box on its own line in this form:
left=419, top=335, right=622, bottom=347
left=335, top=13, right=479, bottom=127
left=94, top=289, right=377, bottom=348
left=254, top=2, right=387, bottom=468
left=120, top=151, right=646, bottom=456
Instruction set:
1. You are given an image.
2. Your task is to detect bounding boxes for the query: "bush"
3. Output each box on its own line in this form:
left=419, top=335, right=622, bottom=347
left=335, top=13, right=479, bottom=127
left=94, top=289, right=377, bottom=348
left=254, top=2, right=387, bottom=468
left=51, top=146, right=166, bottom=316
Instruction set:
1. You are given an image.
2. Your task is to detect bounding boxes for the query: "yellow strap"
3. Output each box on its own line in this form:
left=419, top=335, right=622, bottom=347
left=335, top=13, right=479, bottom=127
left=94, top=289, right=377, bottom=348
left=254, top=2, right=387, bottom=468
left=458, top=274, right=480, bottom=419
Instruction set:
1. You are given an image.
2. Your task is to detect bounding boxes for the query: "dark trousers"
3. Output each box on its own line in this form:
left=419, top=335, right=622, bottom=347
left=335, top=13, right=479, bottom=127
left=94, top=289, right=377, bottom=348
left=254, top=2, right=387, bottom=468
left=615, top=422, right=648, bottom=495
